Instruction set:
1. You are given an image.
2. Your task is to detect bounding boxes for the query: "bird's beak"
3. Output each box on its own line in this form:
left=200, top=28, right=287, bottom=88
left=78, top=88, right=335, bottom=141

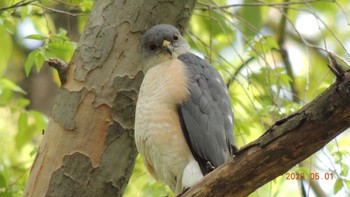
left=162, top=40, right=173, bottom=55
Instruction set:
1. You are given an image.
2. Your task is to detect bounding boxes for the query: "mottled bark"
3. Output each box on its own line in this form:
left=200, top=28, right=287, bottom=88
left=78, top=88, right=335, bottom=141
left=24, top=0, right=195, bottom=196
left=182, top=73, right=350, bottom=197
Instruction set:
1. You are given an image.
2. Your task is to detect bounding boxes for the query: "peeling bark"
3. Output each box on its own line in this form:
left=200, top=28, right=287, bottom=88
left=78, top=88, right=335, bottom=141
left=24, top=0, right=196, bottom=196
left=182, top=74, right=350, bottom=197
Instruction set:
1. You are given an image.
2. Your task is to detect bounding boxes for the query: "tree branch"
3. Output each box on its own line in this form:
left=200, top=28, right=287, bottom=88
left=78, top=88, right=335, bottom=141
left=0, top=0, right=36, bottom=11
left=182, top=70, right=350, bottom=196
left=46, top=58, right=68, bottom=85
left=195, top=0, right=336, bottom=10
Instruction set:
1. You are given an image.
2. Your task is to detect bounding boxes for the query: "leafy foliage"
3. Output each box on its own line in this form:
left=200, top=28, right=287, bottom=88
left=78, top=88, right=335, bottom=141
left=0, top=78, right=46, bottom=197
left=191, top=0, right=350, bottom=196
left=1, top=0, right=350, bottom=196
left=0, top=0, right=90, bottom=196
left=24, top=28, right=77, bottom=76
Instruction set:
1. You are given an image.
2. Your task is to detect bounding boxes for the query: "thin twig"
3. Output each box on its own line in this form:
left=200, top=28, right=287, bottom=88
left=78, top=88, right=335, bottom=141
left=33, top=3, right=88, bottom=16
left=0, top=0, right=36, bottom=11
left=226, top=57, right=254, bottom=89
left=195, top=0, right=336, bottom=10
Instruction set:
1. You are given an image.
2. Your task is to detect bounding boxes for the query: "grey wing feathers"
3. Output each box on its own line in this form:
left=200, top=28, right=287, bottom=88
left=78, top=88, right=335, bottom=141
left=178, top=53, right=235, bottom=174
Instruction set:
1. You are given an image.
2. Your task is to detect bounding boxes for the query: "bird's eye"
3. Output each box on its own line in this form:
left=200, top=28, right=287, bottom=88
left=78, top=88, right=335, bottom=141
left=173, top=35, right=179, bottom=41
left=149, top=44, right=157, bottom=51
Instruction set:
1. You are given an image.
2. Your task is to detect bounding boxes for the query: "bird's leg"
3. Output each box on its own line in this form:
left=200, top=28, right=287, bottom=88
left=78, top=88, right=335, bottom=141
left=206, top=161, right=215, bottom=172
left=177, top=187, right=190, bottom=197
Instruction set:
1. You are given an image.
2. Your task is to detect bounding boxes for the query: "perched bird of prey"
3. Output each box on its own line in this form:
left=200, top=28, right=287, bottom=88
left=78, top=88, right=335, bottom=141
left=135, top=24, right=235, bottom=194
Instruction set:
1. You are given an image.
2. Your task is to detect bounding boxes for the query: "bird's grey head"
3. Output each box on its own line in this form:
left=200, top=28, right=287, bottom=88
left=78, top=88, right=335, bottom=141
left=141, top=24, right=190, bottom=72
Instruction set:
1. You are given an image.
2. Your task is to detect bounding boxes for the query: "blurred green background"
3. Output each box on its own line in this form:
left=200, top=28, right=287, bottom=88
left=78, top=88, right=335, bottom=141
left=1, top=0, right=350, bottom=196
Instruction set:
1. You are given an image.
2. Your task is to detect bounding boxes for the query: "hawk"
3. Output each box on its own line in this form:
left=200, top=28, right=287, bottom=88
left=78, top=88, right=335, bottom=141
left=135, top=24, right=235, bottom=194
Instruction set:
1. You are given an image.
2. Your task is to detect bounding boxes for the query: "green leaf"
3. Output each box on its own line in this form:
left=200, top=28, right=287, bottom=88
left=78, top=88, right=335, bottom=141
left=15, top=98, right=30, bottom=108
left=0, top=78, right=26, bottom=94
left=24, top=51, right=36, bottom=76
left=31, top=110, right=47, bottom=130
left=0, top=90, right=12, bottom=106
left=49, top=35, right=68, bottom=42
left=14, top=110, right=47, bottom=151
left=334, top=179, right=343, bottom=194
left=30, top=148, right=38, bottom=157
left=47, top=41, right=76, bottom=61
left=0, top=26, right=13, bottom=75
left=21, top=4, right=29, bottom=19
left=34, top=50, right=44, bottom=71
left=0, top=173, right=6, bottom=187
left=344, top=179, right=350, bottom=190
left=292, top=166, right=310, bottom=179
left=25, top=34, right=46, bottom=40
left=81, top=0, right=94, bottom=11
left=340, top=162, right=349, bottom=177
left=15, top=112, right=29, bottom=150
left=3, top=19, right=14, bottom=34
left=250, top=36, right=279, bottom=57
left=57, top=28, right=68, bottom=36
left=240, top=0, right=263, bottom=38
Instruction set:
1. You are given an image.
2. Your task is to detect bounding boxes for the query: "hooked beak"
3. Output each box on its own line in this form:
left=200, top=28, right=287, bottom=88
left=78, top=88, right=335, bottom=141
left=162, top=40, right=173, bottom=55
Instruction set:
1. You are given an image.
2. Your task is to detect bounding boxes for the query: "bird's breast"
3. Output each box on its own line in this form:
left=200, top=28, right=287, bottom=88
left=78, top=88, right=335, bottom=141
left=138, top=58, right=190, bottom=104
left=134, top=58, right=194, bottom=190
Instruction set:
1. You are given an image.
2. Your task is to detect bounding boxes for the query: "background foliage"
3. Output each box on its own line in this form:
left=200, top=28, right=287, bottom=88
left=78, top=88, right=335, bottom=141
left=0, top=0, right=349, bottom=196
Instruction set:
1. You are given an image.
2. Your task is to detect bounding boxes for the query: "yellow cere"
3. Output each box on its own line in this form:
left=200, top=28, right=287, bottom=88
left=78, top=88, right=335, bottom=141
left=162, top=40, right=171, bottom=47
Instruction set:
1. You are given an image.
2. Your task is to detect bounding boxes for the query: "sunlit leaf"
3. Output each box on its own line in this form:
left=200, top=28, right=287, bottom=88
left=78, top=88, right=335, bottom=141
left=58, top=28, right=68, bottom=36
left=21, top=5, right=30, bottom=19
left=15, top=112, right=29, bottom=150
left=47, top=41, right=76, bottom=60
left=0, top=90, right=12, bottom=106
left=25, top=34, right=46, bottom=40
left=333, top=179, right=343, bottom=195
left=24, top=51, right=35, bottom=76
left=0, top=26, right=13, bottom=75
left=0, top=78, right=26, bottom=94
left=31, top=110, right=47, bottom=130
left=81, top=0, right=94, bottom=11
left=3, top=19, right=14, bottom=34
left=250, top=36, right=279, bottom=57
left=0, top=172, right=6, bottom=187
left=30, top=147, right=38, bottom=157
left=345, top=179, right=350, bottom=191
left=240, top=0, right=262, bottom=38
left=340, top=162, right=349, bottom=177
left=15, top=98, right=30, bottom=108
left=34, top=50, right=44, bottom=71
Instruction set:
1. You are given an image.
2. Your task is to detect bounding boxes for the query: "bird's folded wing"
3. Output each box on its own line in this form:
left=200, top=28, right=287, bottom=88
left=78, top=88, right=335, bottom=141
left=177, top=53, right=235, bottom=174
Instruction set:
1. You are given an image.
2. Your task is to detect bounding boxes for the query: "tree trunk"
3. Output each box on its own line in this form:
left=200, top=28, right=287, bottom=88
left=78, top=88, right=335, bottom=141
left=24, top=0, right=195, bottom=196
left=182, top=74, right=350, bottom=196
